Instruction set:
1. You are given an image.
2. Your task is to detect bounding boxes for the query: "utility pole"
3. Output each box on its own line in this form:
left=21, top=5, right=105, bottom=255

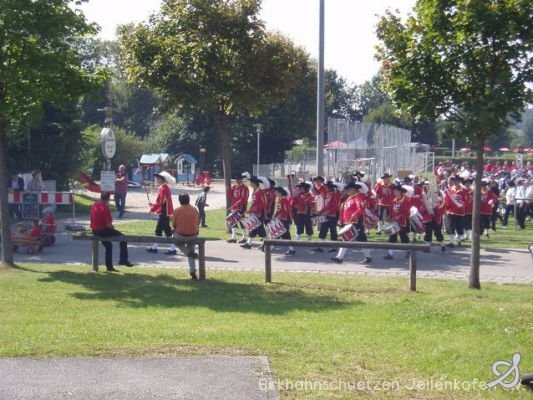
left=316, top=0, right=325, bottom=176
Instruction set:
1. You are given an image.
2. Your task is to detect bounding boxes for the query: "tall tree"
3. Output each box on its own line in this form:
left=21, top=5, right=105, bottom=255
left=118, top=0, right=308, bottom=210
left=376, top=0, right=532, bottom=288
left=0, top=0, right=105, bottom=267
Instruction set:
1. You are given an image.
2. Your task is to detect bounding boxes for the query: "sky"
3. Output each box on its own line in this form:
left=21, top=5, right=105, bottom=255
left=79, top=0, right=416, bottom=86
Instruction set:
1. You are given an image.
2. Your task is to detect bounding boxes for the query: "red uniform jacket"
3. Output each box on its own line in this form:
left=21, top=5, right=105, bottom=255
left=444, top=187, right=466, bottom=216
left=273, top=197, right=292, bottom=221
left=248, top=188, right=267, bottom=218
left=229, top=183, right=249, bottom=212
left=292, top=192, right=314, bottom=215
left=374, top=182, right=395, bottom=207
left=391, top=195, right=411, bottom=228
left=320, top=191, right=341, bottom=217
left=150, top=183, right=174, bottom=216
left=340, top=193, right=366, bottom=225
left=480, top=190, right=498, bottom=215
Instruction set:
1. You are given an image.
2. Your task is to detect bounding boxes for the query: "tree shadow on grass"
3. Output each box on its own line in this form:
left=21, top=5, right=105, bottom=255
left=38, top=270, right=358, bottom=315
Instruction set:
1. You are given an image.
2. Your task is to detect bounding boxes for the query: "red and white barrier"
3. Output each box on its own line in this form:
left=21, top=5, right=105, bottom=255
left=8, top=192, right=74, bottom=205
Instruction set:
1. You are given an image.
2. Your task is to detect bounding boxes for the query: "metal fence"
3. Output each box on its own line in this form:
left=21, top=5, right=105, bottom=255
left=254, top=118, right=433, bottom=185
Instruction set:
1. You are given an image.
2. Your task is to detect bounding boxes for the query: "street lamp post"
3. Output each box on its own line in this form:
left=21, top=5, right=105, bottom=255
left=254, top=123, right=263, bottom=175
left=199, top=148, right=206, bottom=172
left=316, top=0, right=325, bottom=177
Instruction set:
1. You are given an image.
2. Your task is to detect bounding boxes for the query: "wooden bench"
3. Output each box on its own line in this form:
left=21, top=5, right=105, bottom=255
left=72, top=234, right=207, bottom=280
left=263, top=239, right=431, bottom=291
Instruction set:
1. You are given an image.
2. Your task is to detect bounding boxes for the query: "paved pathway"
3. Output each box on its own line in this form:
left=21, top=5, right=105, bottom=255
left=13, top=215, right=533, bottom=284
left=0, top=357, right=277, bottom=400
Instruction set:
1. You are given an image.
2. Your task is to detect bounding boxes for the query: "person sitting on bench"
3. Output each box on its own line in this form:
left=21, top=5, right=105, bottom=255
left=90, top=192, right=134, bottom=272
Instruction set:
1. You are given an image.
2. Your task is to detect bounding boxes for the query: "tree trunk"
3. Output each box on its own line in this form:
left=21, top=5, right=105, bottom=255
left=0, top=117, right=15, bottom=268
left=469, top=137, right=484, bottom=289
left=215, top=112, right=233, bottom=215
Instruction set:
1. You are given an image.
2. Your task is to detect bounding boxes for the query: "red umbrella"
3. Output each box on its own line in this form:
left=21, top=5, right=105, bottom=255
left=324, top=140, right=348, bottom=149
left=525, top=147, right=533, bottom=153
left=459, top=147, right=471, bottom=152
left=498, top=147, right=511, bottom=152
left=483, top=145, right=491, bottom=152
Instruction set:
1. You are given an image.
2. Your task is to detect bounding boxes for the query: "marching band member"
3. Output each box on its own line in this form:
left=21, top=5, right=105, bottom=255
left=313, top=181, right=341, bottom=253
left=331, top=181, right=372, bottom=264
left=265, top=178, right=277, bottom=222
left=240, top=177, right=267, bottom=250
left=462, top=178, right=474, bottom=240
left=374, top=173, right=395, bottom=234
left=384, top=185, right=411, bottom=260
left=292, top=182, right=315, bottom=241
left=273, top=186, right=295, bottom=255
left=227, top=174, right=250, bottom=244
left=147, top=171, right=177, bottom=255
left=443, top=176, right=466, bottom=247
left=479, top=180, right=498, bottom=237
left=312, top=176, right=328, bottom=198
left=420, top=183, right=446, bottom=251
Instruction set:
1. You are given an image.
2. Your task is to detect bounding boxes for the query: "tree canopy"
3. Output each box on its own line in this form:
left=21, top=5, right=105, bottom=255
left=0, top=0, right=106, bottom=267
left=118, top=0, right=309, bottom=209
left=376, top=0, right=533, bottom=288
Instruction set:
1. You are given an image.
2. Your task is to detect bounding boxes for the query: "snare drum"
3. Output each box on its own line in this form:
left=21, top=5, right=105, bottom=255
left=311, top=215, right=327, bottom=225
left=383, top=221, right=400, bottom=235
left=339, top=224, right=357, bottom=242
left=241, top=214, right=261, bottom=231
left=266, top=218, right=287, bottom=239
left=225, top=211, right=241, bottom=227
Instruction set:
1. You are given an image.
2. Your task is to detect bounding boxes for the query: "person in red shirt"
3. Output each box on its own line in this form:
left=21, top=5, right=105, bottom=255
left=479, top=180, right=498, bottom=238
left=241, top=177, right=267, bottom=250
left=462, top=178, right=474, bottom=240
left=272, top=186, right=295, bottom=255
left=331, top=182, right=372, bottom=264
left=292, top=182, right=315, bottom=241
left=374, top=173, right=395, bottom=234
left=90, top=192, right=134, bottom=272
left=147, top=171, right=176, bottom=254
left=313, top=181, right=340, bottom=253
left=227, top=175, right=250, bottom=244
left=443, top=176, right=466, bottom=247
left=384, top=185, right=411, bottom=260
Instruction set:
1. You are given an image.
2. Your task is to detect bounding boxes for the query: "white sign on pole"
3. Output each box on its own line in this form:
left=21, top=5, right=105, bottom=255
left=100, top=171, right=115, bottom=192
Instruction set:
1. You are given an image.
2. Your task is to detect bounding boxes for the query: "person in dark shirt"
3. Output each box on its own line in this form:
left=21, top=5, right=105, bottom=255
left=8, top=172, right=24, bottom=220
left=90, top=192, right=134, bottom=272
left=195, top=186, right=210, bottom=227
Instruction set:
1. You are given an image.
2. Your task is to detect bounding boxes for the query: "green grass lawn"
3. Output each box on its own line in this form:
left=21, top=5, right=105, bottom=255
left=0, top=265, right=532, bottom=399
